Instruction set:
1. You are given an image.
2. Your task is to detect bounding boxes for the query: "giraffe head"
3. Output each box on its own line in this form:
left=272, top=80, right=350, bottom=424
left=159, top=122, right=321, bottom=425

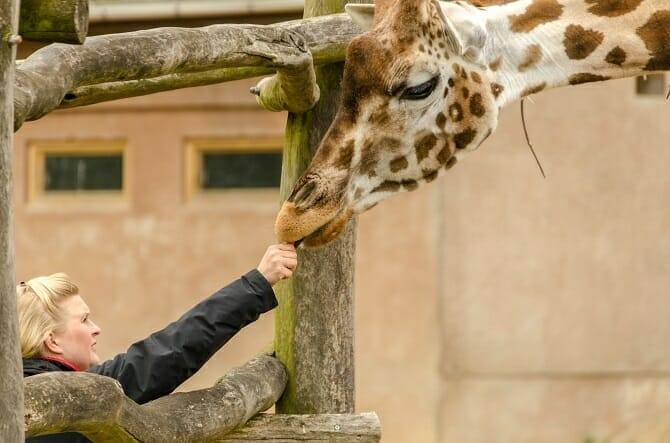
left=276, top=0, right=499, bottom=247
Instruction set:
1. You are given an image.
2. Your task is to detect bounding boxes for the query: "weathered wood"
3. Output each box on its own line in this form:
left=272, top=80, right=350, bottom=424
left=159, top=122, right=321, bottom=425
left=0, top=1, right=24, bottom=441
left=19, top=0, right=89, bottom=44
left=274, top=0, right=372, bottom=415
left=251, top=53, right=320, bottom=113
left=60, top=66, right=276, bottom=109
left=220, top=412, right=381, bottom=441
left=24, top=355, right=287, bottom=441
left=13, top=13, right=362, bottom=130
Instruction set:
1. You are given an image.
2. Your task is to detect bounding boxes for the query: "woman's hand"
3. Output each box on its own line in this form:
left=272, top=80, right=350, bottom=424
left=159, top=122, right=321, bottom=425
left=256, top=244, right=298, bottom=286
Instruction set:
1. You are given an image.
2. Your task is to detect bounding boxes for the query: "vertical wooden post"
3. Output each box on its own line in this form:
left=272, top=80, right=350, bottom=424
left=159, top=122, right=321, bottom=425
left=275, top=0, right=368, bottom=415
left=0, top=0, right=24, bottom=441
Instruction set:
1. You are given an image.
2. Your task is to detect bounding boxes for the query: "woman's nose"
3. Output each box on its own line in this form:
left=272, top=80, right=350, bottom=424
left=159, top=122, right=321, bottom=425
left=91, top=321, right=101, bottom=335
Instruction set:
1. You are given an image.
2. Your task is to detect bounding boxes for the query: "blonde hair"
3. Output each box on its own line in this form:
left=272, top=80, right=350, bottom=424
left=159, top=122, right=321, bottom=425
left=16, top=273, right=79, bottom=359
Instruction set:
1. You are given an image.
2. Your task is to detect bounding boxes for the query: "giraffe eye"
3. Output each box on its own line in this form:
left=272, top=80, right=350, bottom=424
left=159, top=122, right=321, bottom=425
left=400, top=76, right=439, bottom=100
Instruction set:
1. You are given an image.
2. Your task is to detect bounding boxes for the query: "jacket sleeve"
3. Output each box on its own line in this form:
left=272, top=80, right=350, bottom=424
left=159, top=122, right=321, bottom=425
left=87, top=269, right=277, bottom=404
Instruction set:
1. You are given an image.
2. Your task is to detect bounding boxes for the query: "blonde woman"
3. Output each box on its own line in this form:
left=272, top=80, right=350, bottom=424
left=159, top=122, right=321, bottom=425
left=20, top=244, right=297, bottom=443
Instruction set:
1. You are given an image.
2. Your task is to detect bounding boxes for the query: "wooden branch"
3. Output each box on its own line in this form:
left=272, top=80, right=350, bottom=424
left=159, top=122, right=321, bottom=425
left=19, top=0, right=89, bottom=44
left=251, top=53, right=320, bottom=113
left=14, top=13, right=362, bottom=129
left=0, top=1, right=25, bottom=440
left=24, top=355, right=287, bottom=441
left=221, top=412, right=381, bottom=441
left=60, top=66, right=276, bottom=109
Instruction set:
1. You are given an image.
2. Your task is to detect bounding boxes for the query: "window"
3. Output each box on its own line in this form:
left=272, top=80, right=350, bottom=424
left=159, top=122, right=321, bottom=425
left=185, top=138, right=283, bottom=200
left=636, top=74, right=667, bottom=96
left=28, top=140, right=128, bottom=203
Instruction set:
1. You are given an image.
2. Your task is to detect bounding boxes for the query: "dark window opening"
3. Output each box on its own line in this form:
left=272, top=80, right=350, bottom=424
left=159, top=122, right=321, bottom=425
left=44, top=154, right=123, bottom=191
left=200, top=152, right=282, bottom=189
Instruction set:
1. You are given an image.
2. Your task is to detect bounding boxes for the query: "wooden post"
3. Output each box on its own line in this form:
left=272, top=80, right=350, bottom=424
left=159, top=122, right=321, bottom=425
left=0, top=0, right=24, bottom=441
left=19, top=0, right=89, bottom=44
left=274, top=0, right=369, bottom=414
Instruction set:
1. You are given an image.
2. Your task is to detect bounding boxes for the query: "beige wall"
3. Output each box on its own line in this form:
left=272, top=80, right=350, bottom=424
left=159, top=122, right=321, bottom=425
left=13, top=66, right=670, bottom=442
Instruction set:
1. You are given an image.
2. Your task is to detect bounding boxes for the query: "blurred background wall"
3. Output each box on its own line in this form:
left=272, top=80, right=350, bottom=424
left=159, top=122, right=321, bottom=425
left=13, top=1, right=670, bottom=442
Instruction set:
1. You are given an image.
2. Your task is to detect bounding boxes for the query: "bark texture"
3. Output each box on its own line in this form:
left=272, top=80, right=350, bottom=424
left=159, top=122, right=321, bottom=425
left=24, top=355, right=287, bottom=441
left=14, top=13, right=363, bottom=129
left=221, top=412, right=381, bottom=441
left=0, top=0, right=24, bottom=441
left=19, top=0, right=89, bottom=44
left=273, top=0, right=372, bottom=415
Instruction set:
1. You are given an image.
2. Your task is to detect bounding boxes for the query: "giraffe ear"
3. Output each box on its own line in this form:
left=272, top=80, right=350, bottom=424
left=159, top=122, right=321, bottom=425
left=437, top=2, right=487, bottom=64
left=345, top=3, right=376, bottom=31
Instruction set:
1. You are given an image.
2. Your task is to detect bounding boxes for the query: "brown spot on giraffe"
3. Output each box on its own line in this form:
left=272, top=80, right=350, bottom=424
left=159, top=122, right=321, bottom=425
left=491, top=83, right=504, bottom=99
left=422, top=169, right=439, bottom=183
left=436, top=112, right=447, bottom=129
left=445, top=156, right=458, bottom=170
left=436, top=146, right=451, bottom=164
left=368, top=104, right=390, bottom=126
left=568, top=73, right=611, bottom=84
left=443, top=86, right=449, bottom=98
left=402, top=179, right=419, bottom=191
left=449, top=103, right=464, bottom=122
left=415, top=133, right=437, bottom=162
left=469, top=93, right=486, bottom=117
left=333, top=139, right=355, bottom=170
left=489, top=57, right=502, bottom=71
left=509, top=0, right=564, bottom=33
left=471, top=71, right=482, bottom=84
left=359, top=138, right=378, bottom=178
left=637, top=11, right=670, bottom=71
left=454, top=129, right=478, bottom=150
left=585, top=0, right=643, bottom=17
left=372, top=181, right=401, bottom=193
left=605, top=46, right=627, bottom=65
left=563, top=24, right=605, bottom=60
left=389, top=156, right=409, bottom=173
left=448, top=78, right=456, bottom=87
left=462, top=87, right=470, bottom=99
left=518, top=44, right=543, bottom=71
left=521, top=82, right=547, bottom=97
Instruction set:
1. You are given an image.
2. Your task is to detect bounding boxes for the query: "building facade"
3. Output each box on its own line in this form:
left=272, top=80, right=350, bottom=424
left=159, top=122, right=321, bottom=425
left=13, top=2, right=670, bottom=442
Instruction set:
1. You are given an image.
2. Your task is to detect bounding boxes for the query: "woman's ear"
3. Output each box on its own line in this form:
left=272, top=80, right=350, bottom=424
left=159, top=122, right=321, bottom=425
left=43, top=332, right=63, bottom=355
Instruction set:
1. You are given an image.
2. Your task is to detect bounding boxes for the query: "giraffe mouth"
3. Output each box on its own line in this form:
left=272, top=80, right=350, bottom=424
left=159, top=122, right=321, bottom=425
left=276, top=202, right=353, bottom=249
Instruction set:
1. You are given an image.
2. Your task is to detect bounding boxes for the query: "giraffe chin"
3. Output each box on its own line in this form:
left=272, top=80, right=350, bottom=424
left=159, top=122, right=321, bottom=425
left=295, top=207, right=354, bottom=249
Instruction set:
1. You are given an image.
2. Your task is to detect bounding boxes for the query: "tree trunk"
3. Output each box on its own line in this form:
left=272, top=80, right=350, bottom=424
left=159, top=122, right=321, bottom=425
left=0, top=0, right=24, bottom=441
left=19, top=0, right=89, bottom=44
left=274, top=0, right=370, bottom=415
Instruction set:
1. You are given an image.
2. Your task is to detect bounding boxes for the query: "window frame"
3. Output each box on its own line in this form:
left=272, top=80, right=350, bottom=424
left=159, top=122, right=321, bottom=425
left=184, top=137, right=283, bottom=201
left=27, top=139, right=130, bottom=205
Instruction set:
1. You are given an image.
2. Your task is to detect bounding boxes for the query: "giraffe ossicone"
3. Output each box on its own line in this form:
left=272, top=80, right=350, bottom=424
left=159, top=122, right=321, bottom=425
left=275, top=0, right=670, bottom=248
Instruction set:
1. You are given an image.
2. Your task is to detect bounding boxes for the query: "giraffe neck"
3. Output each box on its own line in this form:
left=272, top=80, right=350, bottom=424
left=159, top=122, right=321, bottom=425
left=478, top=0, right=670, bottom=106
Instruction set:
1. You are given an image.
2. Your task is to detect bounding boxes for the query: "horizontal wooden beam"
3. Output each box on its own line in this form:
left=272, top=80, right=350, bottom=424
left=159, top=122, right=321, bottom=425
left=19, top=0, right=89, bottom=44
left=14, top=13, right=362, bottom=130
left=222, top=412, right=381, bottom=442
left=24, top=355, right=287, bottom=441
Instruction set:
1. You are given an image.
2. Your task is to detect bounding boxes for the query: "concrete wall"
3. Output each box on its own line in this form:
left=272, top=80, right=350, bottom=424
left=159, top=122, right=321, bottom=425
left=13, top=64, right=670, bottom=442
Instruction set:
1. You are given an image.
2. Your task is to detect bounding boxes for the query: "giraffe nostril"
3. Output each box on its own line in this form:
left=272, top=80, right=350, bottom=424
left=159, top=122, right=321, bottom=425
left=288, top=177, right=318, bottom=206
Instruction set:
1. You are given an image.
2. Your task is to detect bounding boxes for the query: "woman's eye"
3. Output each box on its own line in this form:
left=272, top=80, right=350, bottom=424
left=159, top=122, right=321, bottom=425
left=400, top=77, right=439, bottom=100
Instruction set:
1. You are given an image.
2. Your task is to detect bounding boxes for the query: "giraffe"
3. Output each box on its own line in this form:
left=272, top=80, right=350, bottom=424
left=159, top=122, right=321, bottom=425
left=275, top=0, right=670, bottom=247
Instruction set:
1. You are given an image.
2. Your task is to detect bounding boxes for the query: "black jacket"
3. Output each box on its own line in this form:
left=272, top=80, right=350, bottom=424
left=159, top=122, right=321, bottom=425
left=23, top=269, right=276, bottom=442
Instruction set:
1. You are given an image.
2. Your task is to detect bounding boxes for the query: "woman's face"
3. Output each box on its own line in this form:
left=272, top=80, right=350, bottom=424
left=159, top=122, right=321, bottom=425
left=49, top=295, right=101, bottom=370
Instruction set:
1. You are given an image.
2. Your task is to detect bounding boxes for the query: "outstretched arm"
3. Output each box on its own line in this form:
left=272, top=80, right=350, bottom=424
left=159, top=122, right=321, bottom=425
left=88, top=244, right=297, bottom=404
